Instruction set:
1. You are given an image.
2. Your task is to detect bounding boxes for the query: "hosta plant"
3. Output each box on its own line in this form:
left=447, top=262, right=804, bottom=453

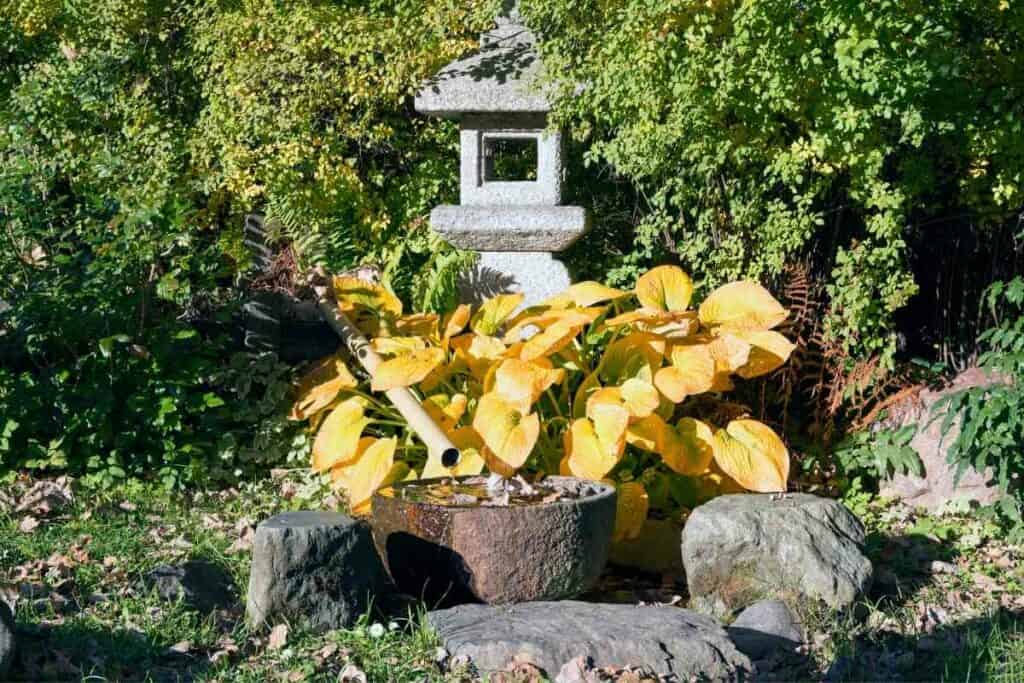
left=291, top=266, right=794, bottom=540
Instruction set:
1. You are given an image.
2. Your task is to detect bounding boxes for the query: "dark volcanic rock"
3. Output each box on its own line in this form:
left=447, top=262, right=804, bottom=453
left=682, top=494, right=873, bottom=617
left=429, top=601, right=751, bottom=680
left=146, top=560, right=236, bottom=614
left=246, top=511, right=389, bottom=631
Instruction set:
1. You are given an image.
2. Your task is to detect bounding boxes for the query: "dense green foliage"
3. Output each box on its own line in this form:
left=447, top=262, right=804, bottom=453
left=0, top=0, right=499, bottom=484
left=940, top=276, right=1024, bottom=533
left=525, top=0, right=1024, bottom=364
left=2, top=0, right=1023, bottom=485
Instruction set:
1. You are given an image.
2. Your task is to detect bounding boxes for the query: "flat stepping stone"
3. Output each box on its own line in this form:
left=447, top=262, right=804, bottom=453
left=428, top=601, right=752, bottom=680
left=246, top=511, right=390, bottom=631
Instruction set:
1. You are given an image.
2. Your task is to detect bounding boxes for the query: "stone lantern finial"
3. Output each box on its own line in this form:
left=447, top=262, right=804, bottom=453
left=414, top=5, right=589, bottom=307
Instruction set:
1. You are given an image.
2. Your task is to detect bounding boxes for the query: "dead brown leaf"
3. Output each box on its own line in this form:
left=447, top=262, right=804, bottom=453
left=18, top=516, right=40, bottom=533
left=339, top=663, right=368, bottom=683
left=168, top=640, right=192, bottom=655
left=16, top=477, right=73, bottom=517
left=268, top=623, right=288, bottom=651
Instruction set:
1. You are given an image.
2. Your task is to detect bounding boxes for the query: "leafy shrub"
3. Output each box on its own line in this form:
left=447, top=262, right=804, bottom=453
left=293, top=267, right=794, bottom=535
left=938, top=276, right=1024, bottom=531
left=831, top=423, right=922, bottom=487
left=524, top=0, right=1024, bottom=369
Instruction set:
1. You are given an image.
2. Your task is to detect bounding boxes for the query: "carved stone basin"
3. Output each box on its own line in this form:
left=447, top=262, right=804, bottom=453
left=370, top=476, right=616, bottom=605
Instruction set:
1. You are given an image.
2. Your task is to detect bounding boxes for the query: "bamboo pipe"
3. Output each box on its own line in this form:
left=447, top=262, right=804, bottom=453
left=315, top=295, right=461, bottom=469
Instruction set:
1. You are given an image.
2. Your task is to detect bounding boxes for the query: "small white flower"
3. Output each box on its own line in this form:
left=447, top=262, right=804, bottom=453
left=368, top=623, right=385, bottom=638
left=388, top=621, right=399, bottom=631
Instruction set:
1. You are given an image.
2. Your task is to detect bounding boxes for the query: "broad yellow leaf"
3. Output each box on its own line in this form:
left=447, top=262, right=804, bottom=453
left=494, top=358, right=565, bottom=414
left=586, top=380, right=659, bottom=421
left=451, top=333, right=507, bottom=380
left=598, top=333, right=665, bottom=385
left=625, top=414, right=665, bottom=452
left=290, top=355, right=358, bottom=421
left=711, top=419, right=789, bottom=492
left=311, top=397, right=370, bottom=472
left=393, top=313, right=439, bottom=338
left=330, top=436, right=397, bottom=514
left=732, top=330, right=795, bottom=379
left=333, top=276, right=403, bottom=318
left=654, top=343, right=715, bottom=402
left=423, top=393, right=468, bottom=432
left=472, top=392, right=539, bottom=473
left=563, top=409, right=627, bottom=481
left=518, top=311, right=593, bottom=361
left=635, top=266, right=693, bottom=312
left=665, top=417, right=715, bottom=475
left=421, top=426, right=486, bottom=479
left=441, top=304, right=471, bottom=349
left=604, top=309, right=698, bottom=336
left=504, top=307, right=603, bottom=342
left=370, top=347, right=445, bottom=391
left=698, top=281, right=787, bottom=331
left=707, top=333, right=752, bottom=391
left=543, top=281, right=629, bottom=309
left=471, top=293, right=524, bottom=336
left=573, top=370, right=603, bottom=420
left=612, top=482, right=649, bottom=542
left=370, top=336, right=428, bottom=355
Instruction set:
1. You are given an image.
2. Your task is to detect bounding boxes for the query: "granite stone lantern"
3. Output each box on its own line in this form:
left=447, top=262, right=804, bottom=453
left=415, top=4, right=588, bottom=307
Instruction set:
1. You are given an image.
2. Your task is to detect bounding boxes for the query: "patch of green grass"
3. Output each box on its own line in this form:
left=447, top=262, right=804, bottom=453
left=948, top=613, right=1024, bottom=683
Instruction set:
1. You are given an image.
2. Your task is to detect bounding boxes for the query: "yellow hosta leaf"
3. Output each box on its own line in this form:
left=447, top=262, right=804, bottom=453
left=311, top=397, right=370, bottom=472
left=612, top=482, right=649, bottom=542
left=604, top=309, right=698, bottom=336
left=563, top=408, right=628, bottom=481
left=666, top=417, right=715, bottom=476
left=543, top=281, right=629, bottom=308
left=707, top=333, right=752, bottom=391
left=711, top=419, right=789, bottom=492
left=471, top=293, right=524, bottom=336
left=635, top=265, right=693, bottom=312
left=393, top=313, right=439, bottom=338
left=289, top=355, right=358, bottom=421
left=421, top=426, right=486, bottom=479
left=333, top=276, right=403, bottom=318
left=654, top=343, right=715, bottom=402
left=573, top=370, right=603, bottom=419
left=586, top=380, right=659, bottom=421
left=732, top=330, right=795, bottom=379
left=370, top=347, right=445, bottom=391
left=625, top=414, right=664, bottom=452
left=504, top=307, right=603, bottom=342
left=698, top=281, right=788, bottom=331
left=598, top=333, right=665, bottom=385
left=493, top=358, right=565, bottom=414
left=451, top=333, right=507, bottom=380
left=472, top=392, right=539, bottom=472
left=423, top=393, right=468, bottom=432
left=330, top=436, right=397, bottom=515
left=370, top=336, right=428, bottom=356
left=518, top=311, right=593, bottom=361
left=441, top=304, right=471, bottom=348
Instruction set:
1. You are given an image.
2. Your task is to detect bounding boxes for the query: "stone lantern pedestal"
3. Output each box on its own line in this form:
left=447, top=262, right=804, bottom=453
left=415, top=8, right=587, bottom=307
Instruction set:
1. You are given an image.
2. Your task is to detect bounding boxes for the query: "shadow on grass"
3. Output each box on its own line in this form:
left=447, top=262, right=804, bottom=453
left=11, top=618, right=213, bottom=682
left=863, top=530, right=961, bottom=609
left=828, top=608, right=1024, bottom=682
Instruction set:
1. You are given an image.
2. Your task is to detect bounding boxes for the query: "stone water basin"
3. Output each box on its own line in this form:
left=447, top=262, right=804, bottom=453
left=371, top=476, right=616, bottom=605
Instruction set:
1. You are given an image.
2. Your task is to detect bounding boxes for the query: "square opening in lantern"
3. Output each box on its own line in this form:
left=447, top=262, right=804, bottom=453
left=482, top=137, right=538, bottom=182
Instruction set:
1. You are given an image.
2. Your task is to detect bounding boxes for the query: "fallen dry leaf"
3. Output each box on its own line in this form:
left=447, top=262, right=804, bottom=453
left=339, top=663, right=368, bottom=683
left=18, top=516, right=40, bottom=533
left=268, top=623, right=288, bottom=651
left=16, top=477, right=73, bottom=517
left=168, top=640, right=192, bottom=655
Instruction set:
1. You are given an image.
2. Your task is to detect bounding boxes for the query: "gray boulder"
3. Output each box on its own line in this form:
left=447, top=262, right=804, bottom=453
left=0, top=600, right=14, bottom=679
left=879, top=367, right=1003, bottom=512
left=246, top=511, right=390, bottom=632
left=682, top=494, right=872, bottom=617
left=428, top=601, right=751, bottom=680
left=146, top=560, right=236, bottom=613
left=728, top=599, right=803, bottom=660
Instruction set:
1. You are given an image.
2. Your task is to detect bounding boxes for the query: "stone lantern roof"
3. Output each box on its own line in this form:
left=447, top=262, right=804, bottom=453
left=414, top=12, right=550, bottom=119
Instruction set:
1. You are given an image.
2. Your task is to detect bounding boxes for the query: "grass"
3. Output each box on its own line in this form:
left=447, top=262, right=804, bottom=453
left=2, top=473, right=1024, bottom=681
